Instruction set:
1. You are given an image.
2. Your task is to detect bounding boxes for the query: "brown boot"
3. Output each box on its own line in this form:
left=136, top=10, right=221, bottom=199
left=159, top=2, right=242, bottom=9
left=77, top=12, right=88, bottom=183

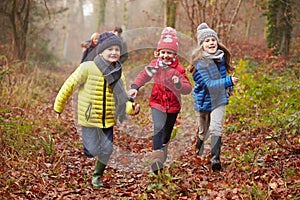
left=162, top=143, right=169, bottom=162
left=150, top=150, right=164, bottom=175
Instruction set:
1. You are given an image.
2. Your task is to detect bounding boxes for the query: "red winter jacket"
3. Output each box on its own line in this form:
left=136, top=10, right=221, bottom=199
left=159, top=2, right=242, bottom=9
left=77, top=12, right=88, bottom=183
left=131, top=58, right=192, bottom=113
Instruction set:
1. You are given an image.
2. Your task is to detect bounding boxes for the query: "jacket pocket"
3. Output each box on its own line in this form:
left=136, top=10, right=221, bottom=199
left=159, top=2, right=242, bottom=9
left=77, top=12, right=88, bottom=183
left=85, top=103, right=92, bottom=121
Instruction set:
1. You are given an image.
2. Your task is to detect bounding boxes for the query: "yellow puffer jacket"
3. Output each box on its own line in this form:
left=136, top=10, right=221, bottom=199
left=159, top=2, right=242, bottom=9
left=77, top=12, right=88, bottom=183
left=54, top=61, right=135, bottom=128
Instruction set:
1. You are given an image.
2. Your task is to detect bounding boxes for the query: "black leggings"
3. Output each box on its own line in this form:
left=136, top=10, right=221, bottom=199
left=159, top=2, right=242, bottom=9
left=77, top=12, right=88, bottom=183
left=151, top=108, right=178, bottom=150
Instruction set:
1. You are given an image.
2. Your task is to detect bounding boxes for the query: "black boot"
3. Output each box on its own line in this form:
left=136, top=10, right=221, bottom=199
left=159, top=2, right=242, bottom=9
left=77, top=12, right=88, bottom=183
left=211, top=136, right=222, bottom=171
left=196, top=136, right=204, bottom=156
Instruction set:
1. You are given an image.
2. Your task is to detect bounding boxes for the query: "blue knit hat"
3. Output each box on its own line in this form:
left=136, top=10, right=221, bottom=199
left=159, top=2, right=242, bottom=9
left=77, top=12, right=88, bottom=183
left=197, top=23, right=219, bottom=45
left=96, top=32, right=122, bottom=54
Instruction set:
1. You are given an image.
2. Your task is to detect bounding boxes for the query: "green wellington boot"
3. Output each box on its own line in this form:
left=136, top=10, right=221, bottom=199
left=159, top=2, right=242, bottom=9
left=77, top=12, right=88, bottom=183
left=92, top=160, right=106, bottom=188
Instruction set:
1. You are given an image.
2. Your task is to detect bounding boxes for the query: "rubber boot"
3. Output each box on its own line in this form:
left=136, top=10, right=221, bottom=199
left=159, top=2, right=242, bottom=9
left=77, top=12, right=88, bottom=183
left=196, top=136, right=204, bottom=156
left=211, top=136, right=222, bottom=171
left=162, top=143, right=169, bottom=162
left=92, top=160, right=106, bottom=188
left=150, top=150, right=164, bottom=175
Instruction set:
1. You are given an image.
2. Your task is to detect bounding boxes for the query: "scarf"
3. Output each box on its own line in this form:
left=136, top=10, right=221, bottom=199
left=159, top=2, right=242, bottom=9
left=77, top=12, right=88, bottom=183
left=94, top=55, right=131, bottom=123
left=203, top=49, right=224, bottom=62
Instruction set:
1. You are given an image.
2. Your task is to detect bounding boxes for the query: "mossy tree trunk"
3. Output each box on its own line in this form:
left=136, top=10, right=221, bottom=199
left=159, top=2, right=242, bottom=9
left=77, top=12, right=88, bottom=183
left=123, top=0, right=128, bottom=29
left=165, top=0, right=178, bottom=28
left=97, top=0, right=107, bottom=30
left=265, top=0, right=293, bottom=56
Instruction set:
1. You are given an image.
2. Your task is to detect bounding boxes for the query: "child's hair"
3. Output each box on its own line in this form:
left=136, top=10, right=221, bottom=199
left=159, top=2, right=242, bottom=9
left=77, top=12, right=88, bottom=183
left=187, top=42, right=233, bottom=74
left=90, top=32, right=99, bottom=40
left=113, top=26, right=123, bottom=35
left=81, top=41, right=90, bottom=48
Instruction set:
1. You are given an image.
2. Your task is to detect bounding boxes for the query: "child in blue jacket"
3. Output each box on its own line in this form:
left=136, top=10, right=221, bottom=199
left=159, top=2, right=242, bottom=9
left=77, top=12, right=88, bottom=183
left=188, top=23, right=239, bottom=171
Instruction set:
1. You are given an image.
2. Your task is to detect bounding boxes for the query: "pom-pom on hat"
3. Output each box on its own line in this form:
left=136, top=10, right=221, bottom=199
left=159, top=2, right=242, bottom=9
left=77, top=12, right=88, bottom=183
left=197, top=23, right=219, bottom=45
left=96, top=32, right=122, bottom=54
left=157, top=27, right=179, bottom=54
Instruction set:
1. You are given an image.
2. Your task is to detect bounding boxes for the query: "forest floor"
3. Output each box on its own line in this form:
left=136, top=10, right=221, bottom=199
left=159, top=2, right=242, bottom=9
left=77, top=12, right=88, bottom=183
left=1, top=56, right=300, bottom=200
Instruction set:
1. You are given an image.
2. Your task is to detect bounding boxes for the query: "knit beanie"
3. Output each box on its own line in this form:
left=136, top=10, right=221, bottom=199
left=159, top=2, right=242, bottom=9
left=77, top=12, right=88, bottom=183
left=197, top=23, right=219, bottom=45
left=96, top=32, right=122, bottom=54
left=157, top=27, right=179, bottom=54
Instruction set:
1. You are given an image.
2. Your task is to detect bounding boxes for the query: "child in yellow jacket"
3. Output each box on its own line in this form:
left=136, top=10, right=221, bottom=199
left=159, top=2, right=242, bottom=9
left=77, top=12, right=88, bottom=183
left=54, top=32, right=140, bottom=188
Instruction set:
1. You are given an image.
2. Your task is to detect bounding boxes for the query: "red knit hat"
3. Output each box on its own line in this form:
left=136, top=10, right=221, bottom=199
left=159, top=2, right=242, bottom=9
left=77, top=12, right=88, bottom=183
left=157, top=27, right=179, bottom=54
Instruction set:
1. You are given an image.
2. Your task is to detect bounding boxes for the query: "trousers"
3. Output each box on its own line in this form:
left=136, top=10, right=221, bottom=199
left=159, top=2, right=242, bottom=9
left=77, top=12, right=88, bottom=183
left=82, top=126, right=113, bottom=164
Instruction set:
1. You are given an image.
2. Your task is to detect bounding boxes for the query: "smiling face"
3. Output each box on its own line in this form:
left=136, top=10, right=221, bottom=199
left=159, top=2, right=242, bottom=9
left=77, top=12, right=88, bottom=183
left=101, top=45, right=120, bottom=63
left=92, top=36, right=99, bottom=46
left=158, top=49, right=176, bottom=64
left=202, top=36, right=218, bottom=54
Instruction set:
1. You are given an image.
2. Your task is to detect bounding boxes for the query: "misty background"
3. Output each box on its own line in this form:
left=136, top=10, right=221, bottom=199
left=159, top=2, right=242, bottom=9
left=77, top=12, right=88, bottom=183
left=46, top=0, right=266, bottom=64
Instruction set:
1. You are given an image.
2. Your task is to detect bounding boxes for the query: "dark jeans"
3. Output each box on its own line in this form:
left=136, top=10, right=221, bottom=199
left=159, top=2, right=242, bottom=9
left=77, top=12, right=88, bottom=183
left=151, top=108, right=178, bottom=150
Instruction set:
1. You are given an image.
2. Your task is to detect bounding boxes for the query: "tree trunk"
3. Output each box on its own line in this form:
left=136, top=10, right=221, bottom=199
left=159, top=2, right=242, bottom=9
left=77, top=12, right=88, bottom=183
left=123, top=0, right=128, bottom=29
left=165, top=0, right=178, bottom=28
left=98, top=0, right=106, bottom=29
left=10, top=0, right=30, bottom=61
left=266, top=0, right=292, bottom=56
left=228, top=0, right=243, bottom=34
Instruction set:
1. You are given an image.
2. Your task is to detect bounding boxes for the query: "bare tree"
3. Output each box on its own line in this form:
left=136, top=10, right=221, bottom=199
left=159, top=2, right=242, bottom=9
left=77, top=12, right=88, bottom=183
left=228, top=0, right=243, bottom=33
left=180, top=0, right=243, bottom=42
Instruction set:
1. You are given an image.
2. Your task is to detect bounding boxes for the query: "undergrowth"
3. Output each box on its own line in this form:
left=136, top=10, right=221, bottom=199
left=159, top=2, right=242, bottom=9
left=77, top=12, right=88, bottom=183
left=226, top=58, right=300, bottom=141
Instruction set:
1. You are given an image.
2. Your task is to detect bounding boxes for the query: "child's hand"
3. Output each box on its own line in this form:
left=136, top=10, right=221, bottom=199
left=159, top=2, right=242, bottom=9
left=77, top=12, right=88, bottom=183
left=56, top=113, right=61, bottom=119
left=132, top=102, right=140, bottom=114
left=172, top=75, right=179, bottom=84
left=231, top=76, right=239, bottom=85
left=128, top=89, right=138, bottom=98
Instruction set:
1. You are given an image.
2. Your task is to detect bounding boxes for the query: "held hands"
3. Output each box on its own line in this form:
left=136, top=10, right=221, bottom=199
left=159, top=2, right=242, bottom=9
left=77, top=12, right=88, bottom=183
left=128, top=89, right=140, bottom=114
left=172, top=75, right=179, bottom=84
left=132, top=102, right=140, bottom=114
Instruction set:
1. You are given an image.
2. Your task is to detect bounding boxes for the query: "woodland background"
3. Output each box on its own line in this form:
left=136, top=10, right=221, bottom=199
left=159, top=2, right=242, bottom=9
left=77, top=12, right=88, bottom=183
left=0, top=0, right=300, bottom=199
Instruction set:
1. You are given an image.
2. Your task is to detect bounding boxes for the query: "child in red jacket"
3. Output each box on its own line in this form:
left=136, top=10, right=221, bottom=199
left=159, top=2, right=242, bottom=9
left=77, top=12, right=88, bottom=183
left=128, top=27, right=192, bottom=174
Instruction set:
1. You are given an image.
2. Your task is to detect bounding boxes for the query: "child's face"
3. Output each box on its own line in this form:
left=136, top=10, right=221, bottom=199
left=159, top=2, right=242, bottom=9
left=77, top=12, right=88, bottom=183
left=92, top=37, right=99, bottom=45
left=158, top=49, right=176, bottom=63
left=202, top=37, right=218, bottom=54
left=101, top=45, right=120, bottom=63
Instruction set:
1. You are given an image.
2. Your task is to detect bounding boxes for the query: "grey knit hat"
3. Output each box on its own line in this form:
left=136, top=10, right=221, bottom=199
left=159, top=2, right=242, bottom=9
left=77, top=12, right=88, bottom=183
left=96, top=32, right=122, bottom=54
left=197, top=23, right=219, bottom=45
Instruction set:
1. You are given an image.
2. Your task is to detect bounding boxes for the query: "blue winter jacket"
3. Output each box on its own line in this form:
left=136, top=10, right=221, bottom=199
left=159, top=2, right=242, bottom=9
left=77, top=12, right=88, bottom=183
left=192, top=57, right=233, bottom=112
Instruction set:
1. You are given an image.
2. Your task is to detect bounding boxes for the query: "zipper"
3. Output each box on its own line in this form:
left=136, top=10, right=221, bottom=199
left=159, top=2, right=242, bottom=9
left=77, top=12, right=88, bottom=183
left=85, top=103, right=92, bottom=121
left=102, top=79, right=107, bottom=127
